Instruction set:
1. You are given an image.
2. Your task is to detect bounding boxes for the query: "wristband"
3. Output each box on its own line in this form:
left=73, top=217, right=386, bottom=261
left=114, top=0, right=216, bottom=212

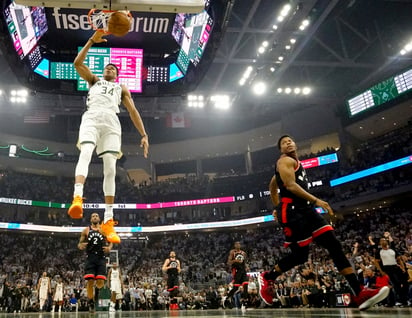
left=141, top=134, right=148, bottom=138
left=89, top=38, right=95, bottom=44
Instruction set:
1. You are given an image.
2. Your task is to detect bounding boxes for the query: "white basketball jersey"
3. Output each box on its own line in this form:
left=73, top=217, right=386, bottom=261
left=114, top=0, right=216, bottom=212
left=111, top=268, right=120, bottom=281
left=86, top=79, right=122, bottom=113
left=40, top=277, right=49, bottom=289
left=55, top=282, right=63, bottom=294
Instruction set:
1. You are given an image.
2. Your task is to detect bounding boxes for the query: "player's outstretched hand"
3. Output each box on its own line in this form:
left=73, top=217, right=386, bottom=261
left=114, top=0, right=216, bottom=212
left=90, top=30, right=108, bottom=44
left=140, top=135, right=149, bottom=158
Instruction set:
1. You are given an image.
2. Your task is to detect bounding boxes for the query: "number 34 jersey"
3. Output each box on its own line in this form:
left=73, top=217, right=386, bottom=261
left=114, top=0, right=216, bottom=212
left=86, top=79, right=122, bottom=114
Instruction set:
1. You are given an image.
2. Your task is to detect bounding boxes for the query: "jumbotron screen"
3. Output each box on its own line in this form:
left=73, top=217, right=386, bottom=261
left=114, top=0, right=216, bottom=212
left=0, top=0, right=229, bottom=96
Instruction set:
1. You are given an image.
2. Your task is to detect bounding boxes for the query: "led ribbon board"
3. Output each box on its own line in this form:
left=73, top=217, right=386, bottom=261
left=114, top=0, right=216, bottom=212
left=330, top=155, right=412, bottom=187
left=0, top=214, right=275, bottom=234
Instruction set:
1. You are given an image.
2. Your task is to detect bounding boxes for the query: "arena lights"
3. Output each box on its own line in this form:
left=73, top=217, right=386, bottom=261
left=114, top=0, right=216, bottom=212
left=239, top=66, right=254, bottom=86
left=290, top=38, right=296, bottom=44
left=272, top=24, right=278, bottom=30
left=187, top=94, right=204, bottom=108
left=276, top=87, right=311, bottom=95
left=211, top=94, right=230, bottom=110
left=302, top=87, right=311, bottom=95
left=10, top=89, right=28, bottom=103
left=400, top=41, right=412, bottom=55
left=299, top=19, right=310, bottom=31
left=252, top=81, right=267, bottom=95
left=278, top=3, right=292, bottom=20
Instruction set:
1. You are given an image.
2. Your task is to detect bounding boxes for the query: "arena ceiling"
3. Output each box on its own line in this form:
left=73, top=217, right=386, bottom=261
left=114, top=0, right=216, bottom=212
left=0, top=0, right=411, bottom=142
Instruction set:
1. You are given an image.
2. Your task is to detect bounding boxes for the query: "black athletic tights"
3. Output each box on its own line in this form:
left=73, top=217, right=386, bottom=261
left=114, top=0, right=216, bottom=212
left=278, top=230, right=351, bottom=273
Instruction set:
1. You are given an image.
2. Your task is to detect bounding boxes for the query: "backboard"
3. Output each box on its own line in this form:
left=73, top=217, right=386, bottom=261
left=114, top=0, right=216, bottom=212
left=14, top=0, right=205, bottom=13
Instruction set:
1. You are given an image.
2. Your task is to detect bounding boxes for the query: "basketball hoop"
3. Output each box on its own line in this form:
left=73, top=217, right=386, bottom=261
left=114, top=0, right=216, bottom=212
left=87, top=9, right=132, bottom=33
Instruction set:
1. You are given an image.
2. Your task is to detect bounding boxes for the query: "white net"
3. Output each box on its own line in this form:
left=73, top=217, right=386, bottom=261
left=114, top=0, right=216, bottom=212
left=88, top=9, right=114, bottom=32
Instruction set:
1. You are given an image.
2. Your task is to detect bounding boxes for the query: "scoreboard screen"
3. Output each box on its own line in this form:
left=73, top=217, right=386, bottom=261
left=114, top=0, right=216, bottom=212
left=78, top=47, right=143, bottom=93
left=50, top=47, right=143, bottom=93
left=347, top=67, right=412, bottom=116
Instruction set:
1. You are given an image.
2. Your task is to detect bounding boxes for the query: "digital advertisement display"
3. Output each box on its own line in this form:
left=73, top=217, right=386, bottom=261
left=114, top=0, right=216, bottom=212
left=3, top=2, right=47, bottom=59
left=169, top=62, right=185, bottom=82
left=172, top=10, right=213, bottom=66
left=301, top=153, right=339, bottom=169
left=34, top=58, right=50, bottom=78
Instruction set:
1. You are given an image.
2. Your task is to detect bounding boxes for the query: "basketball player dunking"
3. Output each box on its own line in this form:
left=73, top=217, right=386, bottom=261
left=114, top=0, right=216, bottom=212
left=162, top=251, right=181, bottom=308
left=37, top=272, right=51, bottom=311
left=78, top=212, right=113, bottom=313
left=68, top=30, right=149, bottom=244
left=258, top=134, right=390, bottom=310
left=227, top=241, right=249, bottom=309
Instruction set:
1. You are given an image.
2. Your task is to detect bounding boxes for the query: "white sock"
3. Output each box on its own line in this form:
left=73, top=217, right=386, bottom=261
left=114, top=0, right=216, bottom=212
left=74, top=183, right=84, bottom=197
left=104, top=204, right=114, bottom=223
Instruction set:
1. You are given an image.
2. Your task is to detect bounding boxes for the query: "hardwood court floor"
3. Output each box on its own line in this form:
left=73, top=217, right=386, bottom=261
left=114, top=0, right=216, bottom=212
left=1, top=308, right=411, bottom=318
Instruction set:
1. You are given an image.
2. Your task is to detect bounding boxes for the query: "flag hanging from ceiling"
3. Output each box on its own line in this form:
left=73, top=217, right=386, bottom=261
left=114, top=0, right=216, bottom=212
left=166, top=112, right=191, bottom=128
left=23, top=110, right=50, bottom=124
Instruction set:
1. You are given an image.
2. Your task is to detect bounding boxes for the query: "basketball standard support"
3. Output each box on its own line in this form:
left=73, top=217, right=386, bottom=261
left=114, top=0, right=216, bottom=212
left=14, top=0, right=205, bottom=13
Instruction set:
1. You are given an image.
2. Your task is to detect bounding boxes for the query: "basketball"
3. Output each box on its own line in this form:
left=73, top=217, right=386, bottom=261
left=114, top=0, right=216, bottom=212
left=108, top=11, right=131, bottom=37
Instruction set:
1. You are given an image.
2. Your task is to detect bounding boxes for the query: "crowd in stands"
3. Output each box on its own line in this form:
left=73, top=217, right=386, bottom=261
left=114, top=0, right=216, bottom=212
left=0, top=204, right=410, bottom=312
left=0, top=124, right=410, bottom=311
left=0, top=124, right=411, bottom=228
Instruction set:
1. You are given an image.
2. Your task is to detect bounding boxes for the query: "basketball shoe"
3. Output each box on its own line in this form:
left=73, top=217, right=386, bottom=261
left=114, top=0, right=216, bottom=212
left=258, top=271, right=275, bottom=305
left=101, top=219, right=121, bottom=244
left=68, top=195, right=83, bottom=219
left=352, top=285, right=390, bottom=311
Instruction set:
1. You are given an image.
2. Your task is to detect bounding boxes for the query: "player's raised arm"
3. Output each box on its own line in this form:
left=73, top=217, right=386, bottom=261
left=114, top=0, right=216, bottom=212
left=74, top=30, right=106, bottom=85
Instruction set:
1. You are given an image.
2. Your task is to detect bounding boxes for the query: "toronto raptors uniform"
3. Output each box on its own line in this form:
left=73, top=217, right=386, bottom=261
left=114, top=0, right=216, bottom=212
left=230, top=250, right=248, bottom=287
left=78, top=79, right=123, bottom=157
left=84, top=226, right=107, bottom=280
left=166, top=258, right=179, bottom=294
left=275, top=155, right=333, bottom=248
